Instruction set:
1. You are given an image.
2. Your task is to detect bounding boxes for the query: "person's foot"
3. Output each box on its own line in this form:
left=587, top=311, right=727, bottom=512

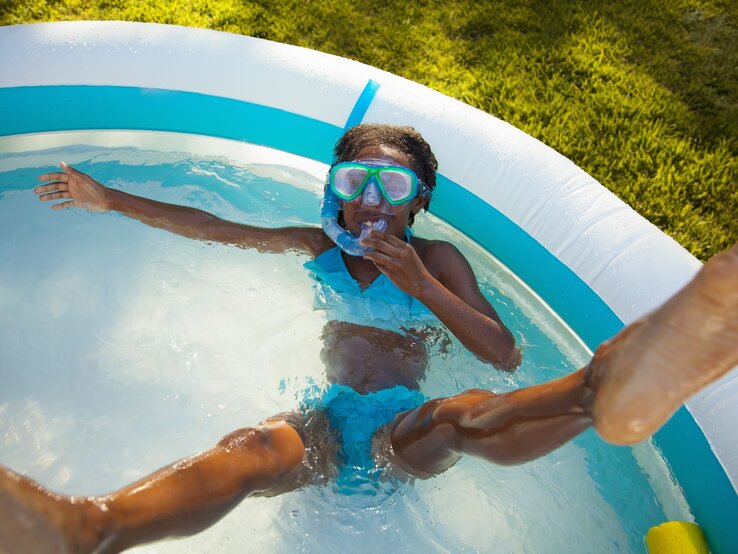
left=588, top=242, right=738, bottom=444
left=0, top=465, right=105, bottom=553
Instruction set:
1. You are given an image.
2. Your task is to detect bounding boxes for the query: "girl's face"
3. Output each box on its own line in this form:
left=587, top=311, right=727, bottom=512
left=339, top=145, right=425, bottom=239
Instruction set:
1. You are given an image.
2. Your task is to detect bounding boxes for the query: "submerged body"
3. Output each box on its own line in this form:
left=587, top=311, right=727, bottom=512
left=307, top=239, right=439, bottom=394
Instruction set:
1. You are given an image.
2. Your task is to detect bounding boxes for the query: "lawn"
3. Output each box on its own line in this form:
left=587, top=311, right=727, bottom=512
left=2, top=0, right=736, bottom=260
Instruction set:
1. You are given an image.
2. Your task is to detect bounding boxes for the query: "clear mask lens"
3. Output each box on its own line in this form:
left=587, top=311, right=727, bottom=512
left=377, top=169, right=414, bottom=203
left=332, top=165, right=368, bottom=199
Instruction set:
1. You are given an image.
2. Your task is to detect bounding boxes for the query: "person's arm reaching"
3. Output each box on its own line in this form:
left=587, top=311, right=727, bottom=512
left=362, top=232, right=521, bottom=370
left=35, top=162, right=330, bottom=257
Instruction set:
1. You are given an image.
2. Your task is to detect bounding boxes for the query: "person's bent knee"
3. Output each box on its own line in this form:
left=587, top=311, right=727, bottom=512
left=218, top=421, right=305, bottom=474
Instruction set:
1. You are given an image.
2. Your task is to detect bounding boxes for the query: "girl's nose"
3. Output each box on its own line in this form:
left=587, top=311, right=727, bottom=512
left=361, top=177, right=382, bottom=206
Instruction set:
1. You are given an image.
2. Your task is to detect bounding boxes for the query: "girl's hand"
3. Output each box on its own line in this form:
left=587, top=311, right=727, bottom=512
left=361, top=230, right=432, bottom=297
left=35, top=162, right=112, bottom=213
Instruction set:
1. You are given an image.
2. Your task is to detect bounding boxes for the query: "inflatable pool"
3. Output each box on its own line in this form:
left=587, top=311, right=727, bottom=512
left=0, top=21, right=736, bottom=552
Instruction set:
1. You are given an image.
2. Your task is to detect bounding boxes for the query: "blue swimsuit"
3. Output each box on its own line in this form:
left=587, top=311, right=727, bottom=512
left=302, top=243, right=435, bottom=489
left=303, top=241, right=436, bottom=328
left=302, top=384, right=425, bottom=491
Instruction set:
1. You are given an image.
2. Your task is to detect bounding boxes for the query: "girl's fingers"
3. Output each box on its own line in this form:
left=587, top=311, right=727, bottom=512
left=37, top=172, right=68, bottom=182
left=363, top=246, right=393, bottom=260
left=371, top=231, right=406, bottom=247
left=51, top=201, right=76, bottom=210
left=361, top=236, right=405, bottom=256
left=60, top=161, right=81, bottom=175
left=39, top=192, right=72, bottom=202
left=34, top=183, right=69, bottom=194
left=364, top=251, right=401, bottom=270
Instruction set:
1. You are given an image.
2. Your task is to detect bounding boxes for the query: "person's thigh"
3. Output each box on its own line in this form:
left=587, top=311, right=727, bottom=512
left=258, top=409, right=339, bottom=496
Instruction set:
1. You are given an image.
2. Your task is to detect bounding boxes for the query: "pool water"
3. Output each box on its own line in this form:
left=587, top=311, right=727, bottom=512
left=0, top=131, right=692, bottom=553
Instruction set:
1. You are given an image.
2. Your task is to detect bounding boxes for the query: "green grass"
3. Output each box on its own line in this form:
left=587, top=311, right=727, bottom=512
left=2, top=0, right=736, bottom=260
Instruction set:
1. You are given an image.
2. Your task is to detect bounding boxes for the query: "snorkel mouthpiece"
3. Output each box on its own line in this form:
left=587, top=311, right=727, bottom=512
left=320, top=185, right=387, bottom=256
left=359, top=219, right=387, bottom=243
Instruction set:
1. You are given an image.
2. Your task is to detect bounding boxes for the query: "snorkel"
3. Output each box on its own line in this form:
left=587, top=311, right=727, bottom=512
left=320, top=180, right=388, bottom=257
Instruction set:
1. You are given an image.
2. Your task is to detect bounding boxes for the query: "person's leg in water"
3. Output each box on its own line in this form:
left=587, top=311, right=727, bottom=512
left=384, top=242, right=738, bottom=477
left=0, top=412, right=332, bottom=554
left=3, top=245, right=736, bottom=551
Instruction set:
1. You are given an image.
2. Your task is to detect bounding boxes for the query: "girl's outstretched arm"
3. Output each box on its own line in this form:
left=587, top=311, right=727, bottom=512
left=35, top=162, right=332, bottom=257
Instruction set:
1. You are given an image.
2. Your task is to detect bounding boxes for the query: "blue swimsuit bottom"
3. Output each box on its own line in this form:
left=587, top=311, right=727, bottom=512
left=303, top=383, right=426, bottom=491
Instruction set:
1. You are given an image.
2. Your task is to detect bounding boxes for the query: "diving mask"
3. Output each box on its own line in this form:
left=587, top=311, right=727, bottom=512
left=328, top=159, right=431, bottom=214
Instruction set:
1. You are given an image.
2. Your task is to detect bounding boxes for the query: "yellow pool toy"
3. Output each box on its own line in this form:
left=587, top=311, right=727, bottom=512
left=646, top=521, right=709, bottom=553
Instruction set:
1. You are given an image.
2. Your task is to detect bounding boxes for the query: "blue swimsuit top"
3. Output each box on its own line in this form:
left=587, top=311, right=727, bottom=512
left=303, top=233, right=437, bottom=329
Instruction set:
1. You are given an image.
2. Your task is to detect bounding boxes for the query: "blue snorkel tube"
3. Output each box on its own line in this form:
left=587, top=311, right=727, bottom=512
left=320, top=182, right=388, bottom=257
